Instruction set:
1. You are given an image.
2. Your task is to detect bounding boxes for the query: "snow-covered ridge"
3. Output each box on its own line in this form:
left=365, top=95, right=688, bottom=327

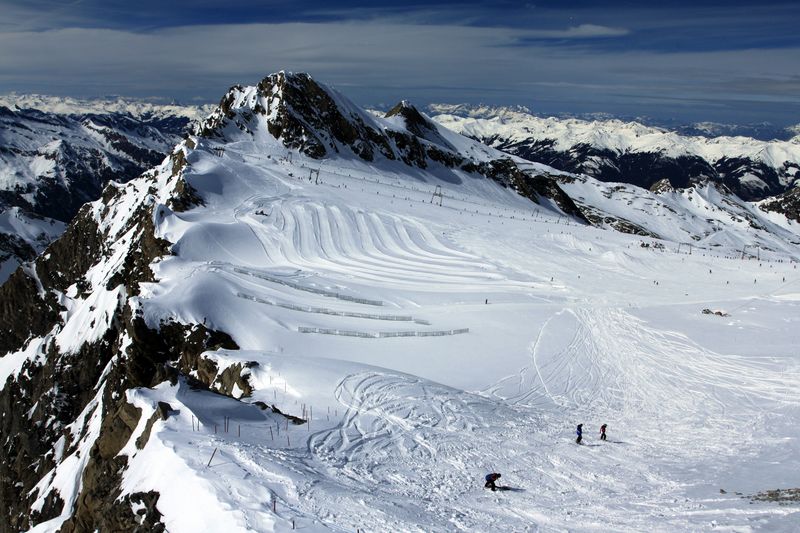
left=426, top=103, right=534, bottom=122
left=430, top=103, right=800, bottom=201
left=192, top=72, right=576, bottom=214
left=430, top=103, right=800, bottom=165
left=429, top=104, right=800, bottom=142
left=0, top=93, right=213, bottom=122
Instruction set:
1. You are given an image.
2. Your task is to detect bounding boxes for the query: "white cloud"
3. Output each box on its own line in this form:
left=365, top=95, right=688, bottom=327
left=0, top=20, right=797, bottom=123
left=527, top=24, right=630, bottom=38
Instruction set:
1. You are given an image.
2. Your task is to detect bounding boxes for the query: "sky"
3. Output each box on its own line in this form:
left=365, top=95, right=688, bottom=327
left=1, top=0, right=799, bottom=126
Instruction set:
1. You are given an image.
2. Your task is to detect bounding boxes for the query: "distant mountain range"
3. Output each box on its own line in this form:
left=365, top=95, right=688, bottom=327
left=2, top=93, right=799, bottom=283
left=0, top=94, right=212, bottom=123
left=427, top=104, right=800, bottom=142
left=0, top=96, right=212, bottom=280
left=429, top=104, right=800, bottom=203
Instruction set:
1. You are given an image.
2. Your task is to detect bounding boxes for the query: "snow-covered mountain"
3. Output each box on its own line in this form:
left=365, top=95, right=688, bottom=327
left=675, top=121, right=799, bottom=142
left=1, top=72, right=799, bottom=532
left=553, top=174, right=800, bottom=251
left=0, top=98, right=205, bottom=281
left=430, top=104, right=800, bottom=202
left=0, top=94, right=212, bottom=124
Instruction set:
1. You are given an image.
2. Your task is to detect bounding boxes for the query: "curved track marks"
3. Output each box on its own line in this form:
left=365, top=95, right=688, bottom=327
left=242, top=197, right=531, bottom=292
left=311, top=372, right=507, bottom=467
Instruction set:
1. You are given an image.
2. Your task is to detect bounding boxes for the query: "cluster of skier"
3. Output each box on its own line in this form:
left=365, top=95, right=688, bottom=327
left=484, top=424, right=610, bottom=491
left=575, top=423, right=607, bottom=444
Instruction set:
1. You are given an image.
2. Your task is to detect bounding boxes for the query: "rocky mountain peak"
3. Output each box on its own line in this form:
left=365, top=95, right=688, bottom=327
left=650, top=178, right=675, bottom=194
left=195, top=71, right=395, bottom=161
left=385, top=99, right=424, bottom=123
left=188, top=70, right=585, bottom=217
left=385, top=100, right=453, bottom=149
left=760, top=185, right=800, bottom=223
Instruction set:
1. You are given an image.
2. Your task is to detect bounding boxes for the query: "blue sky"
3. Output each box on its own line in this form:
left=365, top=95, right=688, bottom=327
left=1, top=0, right=799, bottom=125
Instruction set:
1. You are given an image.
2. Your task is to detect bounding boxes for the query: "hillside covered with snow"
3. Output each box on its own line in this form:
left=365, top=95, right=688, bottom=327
left=1, top=73, right=799, bottom=532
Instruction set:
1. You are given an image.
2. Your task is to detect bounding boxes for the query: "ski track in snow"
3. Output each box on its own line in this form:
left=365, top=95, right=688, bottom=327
left=108, top=144, right=800, bottom=532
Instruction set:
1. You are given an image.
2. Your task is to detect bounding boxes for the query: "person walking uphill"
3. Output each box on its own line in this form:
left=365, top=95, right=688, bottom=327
left=484, top=473, right=501, bottom=491
left=576, top=424, right=583, bottom=444
left=600, top=424, right=607, bottom=441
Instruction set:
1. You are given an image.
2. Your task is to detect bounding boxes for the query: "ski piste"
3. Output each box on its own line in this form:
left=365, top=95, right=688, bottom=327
left=2, top=72, right=799, bottom=532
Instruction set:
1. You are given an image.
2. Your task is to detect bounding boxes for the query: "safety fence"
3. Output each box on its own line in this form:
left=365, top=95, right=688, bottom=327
left=236, top=292, right=430, bottom=324
left=232, top=267, right=383, bottom=306
left=298, top=326, right=469, bottom=338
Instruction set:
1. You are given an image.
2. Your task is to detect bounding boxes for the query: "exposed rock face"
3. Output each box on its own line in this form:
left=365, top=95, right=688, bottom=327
left=385, top=101, right=455, bottom=150
left=0, top=142, right=242, bottom=531
left=576, top=204, right=660, bottom=238
left=0, top=232, right=35, bottom=264
left=760, top=186, right=800, bottom=223
left=195, top=72, right=582, bottom=220
left=650, top=178, right=675, bottom=194
left=750, top=488, right=800, bottom=504
left=197, top=73, right=395, bottom=161
left=525, top=175, right=588, bottom=223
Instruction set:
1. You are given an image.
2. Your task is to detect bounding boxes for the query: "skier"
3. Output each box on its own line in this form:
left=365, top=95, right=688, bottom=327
left=576, top=424, right=583, bottom=444
left=484, top=473, right=501, bottom=491
left=600, top=423, right=607, bottom=441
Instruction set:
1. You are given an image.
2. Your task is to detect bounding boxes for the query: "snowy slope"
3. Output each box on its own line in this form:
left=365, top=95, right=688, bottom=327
left=554, top=174, right=800, bottom=251
left=2, top=73, right=800, bottom=532
left=431, top=104, right=800, bottom=201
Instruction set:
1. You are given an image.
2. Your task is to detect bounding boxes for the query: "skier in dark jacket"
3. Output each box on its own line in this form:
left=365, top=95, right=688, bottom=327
left=484, top=473, right=501, bottom=491
left=576, top=424, right=583, bottom=444
left=600, top=424, right=607, bottom=441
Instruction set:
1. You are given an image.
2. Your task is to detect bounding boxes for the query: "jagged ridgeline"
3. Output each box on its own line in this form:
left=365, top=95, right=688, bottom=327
left=193, top=72, right=582, bottom=214
left=0, top=143, right=244, bottom=531
left=0, top=71, right=579, bottom=531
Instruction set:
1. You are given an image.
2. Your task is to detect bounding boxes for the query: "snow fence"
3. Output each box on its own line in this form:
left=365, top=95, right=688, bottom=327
left=233, top=267, right=383, bottom=306
left=236, top=292, right=430, bottom=324
left=298, top=327, right=469, bottom=338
